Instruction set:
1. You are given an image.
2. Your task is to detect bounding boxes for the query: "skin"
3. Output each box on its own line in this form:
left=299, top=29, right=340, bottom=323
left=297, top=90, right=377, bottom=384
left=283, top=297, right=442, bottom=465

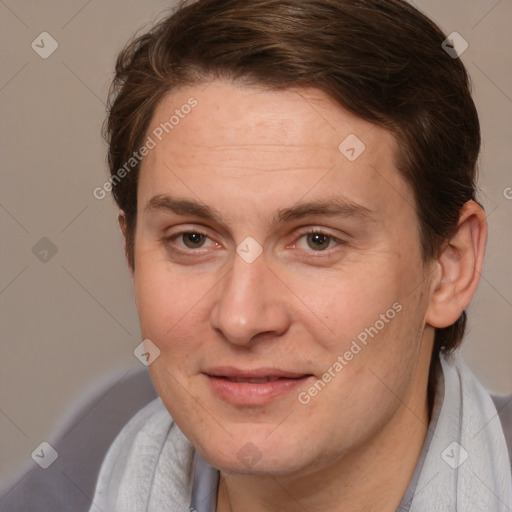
left=119, top=79, right=487, bottom=511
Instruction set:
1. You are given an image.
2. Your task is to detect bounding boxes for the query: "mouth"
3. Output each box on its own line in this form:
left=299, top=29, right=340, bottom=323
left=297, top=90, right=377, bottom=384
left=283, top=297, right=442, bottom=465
left=216, top=376, right=289, bottom=383
left=203, top=367, right=314, bottom=406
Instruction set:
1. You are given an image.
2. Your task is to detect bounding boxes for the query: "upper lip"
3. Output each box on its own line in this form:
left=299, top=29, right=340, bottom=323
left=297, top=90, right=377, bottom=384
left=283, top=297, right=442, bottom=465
left=204, top=366, right=311, bottom=379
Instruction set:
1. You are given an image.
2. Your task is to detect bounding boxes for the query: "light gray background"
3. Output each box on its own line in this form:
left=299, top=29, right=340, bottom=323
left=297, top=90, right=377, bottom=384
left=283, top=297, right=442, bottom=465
left=1, top=0, right=511, bottom=485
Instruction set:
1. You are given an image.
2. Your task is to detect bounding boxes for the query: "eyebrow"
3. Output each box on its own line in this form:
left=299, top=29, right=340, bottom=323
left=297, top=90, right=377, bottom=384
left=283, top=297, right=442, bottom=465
left=145, top=194, right=376, bottom=226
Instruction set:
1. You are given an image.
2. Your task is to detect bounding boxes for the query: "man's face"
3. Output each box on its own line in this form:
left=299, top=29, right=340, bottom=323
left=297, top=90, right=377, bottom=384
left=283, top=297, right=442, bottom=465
left=132, top=79, right=435, bottom=476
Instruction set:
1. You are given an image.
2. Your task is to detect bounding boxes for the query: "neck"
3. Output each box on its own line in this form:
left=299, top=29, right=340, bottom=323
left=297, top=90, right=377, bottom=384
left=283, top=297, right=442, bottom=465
left=216, top=362, right=433, bottom=512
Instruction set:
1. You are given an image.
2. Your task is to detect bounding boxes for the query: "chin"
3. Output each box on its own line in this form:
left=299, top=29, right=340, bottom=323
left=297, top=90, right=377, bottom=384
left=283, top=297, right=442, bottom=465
left=193, top=429, right=314, bottom=477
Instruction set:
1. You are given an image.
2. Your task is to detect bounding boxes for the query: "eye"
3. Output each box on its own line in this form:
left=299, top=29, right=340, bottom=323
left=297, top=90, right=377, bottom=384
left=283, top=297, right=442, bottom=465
left=164, top=227, right=346, bottom=258
left=180, top=231, right=208, bottom=249
left=165, top=229, right=217, bottom=251
left=295, top=229, right=344, bottom=253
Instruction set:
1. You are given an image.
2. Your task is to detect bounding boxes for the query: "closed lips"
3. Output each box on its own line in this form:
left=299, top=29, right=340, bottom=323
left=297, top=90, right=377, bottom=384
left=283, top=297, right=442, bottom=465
left=204, top=367, right=313, bottom=381
left=217, top=376, right=304, bottom=383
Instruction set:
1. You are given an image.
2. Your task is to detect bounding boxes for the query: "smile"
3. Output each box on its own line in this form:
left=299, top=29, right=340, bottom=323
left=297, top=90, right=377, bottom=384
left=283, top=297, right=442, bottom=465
left=203, top=367, right=313, bottom=406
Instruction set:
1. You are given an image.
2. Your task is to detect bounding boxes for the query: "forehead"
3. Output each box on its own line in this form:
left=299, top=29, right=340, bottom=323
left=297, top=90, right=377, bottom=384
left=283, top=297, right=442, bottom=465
left=138, top=80, right=412, bottom=224
left=145, top=80, right=396, bottom=158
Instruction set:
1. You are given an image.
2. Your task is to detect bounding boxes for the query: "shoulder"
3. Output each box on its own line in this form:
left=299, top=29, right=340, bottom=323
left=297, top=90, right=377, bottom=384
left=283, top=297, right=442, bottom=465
left=439, top=352, right=512, bottom=470
left=0, top=366, right=159, bottom=512
left=491, top=392, right=512, bottom=468
left=91, top=396, right=196, bottom=510
left=113, top=395, right=172, bottom=439
left=99, top=395, right=191, bottom=469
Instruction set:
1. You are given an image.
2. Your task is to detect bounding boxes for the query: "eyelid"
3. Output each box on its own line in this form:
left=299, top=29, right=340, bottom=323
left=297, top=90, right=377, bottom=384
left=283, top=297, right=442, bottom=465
left=291, top=227, right=347, bottom=252
left=296, top=226, right=346, bottom=239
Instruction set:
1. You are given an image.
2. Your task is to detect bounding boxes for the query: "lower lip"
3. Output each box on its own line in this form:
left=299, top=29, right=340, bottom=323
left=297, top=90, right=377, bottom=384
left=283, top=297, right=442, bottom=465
left=205, top=375, right=312, bottom=406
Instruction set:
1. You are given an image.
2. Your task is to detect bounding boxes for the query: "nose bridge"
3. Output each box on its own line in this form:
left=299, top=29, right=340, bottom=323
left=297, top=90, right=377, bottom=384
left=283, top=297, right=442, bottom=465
left=211, top=250, right=289, bottom=345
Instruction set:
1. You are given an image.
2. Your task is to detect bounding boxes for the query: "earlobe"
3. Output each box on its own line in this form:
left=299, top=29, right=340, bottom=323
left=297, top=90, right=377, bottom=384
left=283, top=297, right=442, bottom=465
left=425, top=200, right=487, bottom=329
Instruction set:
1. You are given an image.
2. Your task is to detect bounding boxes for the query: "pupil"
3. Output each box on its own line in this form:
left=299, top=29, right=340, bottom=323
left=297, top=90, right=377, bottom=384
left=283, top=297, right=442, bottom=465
left=185, top=233, right=204, bottom=248
left=308, top=233, right=329, bottom=250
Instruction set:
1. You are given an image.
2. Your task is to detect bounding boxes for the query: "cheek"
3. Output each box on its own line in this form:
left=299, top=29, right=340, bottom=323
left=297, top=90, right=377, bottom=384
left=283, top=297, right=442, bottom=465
left=133, top=256, right=210, bottom=353
left=329, top=286, right=426, bottom=405
left=292, top=256, right=426, bottom=410
left=285, top=260, right=407, bottom=352
left=295, top=296, right=425, bottom=448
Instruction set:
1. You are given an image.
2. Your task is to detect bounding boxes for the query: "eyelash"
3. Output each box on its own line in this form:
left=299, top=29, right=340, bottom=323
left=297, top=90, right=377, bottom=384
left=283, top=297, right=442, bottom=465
left=164, top=227, right=346, bottom=257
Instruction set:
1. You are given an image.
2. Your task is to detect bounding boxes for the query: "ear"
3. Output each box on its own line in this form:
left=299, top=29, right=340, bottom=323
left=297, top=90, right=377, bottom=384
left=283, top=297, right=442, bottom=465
left=118, top=211, right=134, bottom=278
left=425, top=200, right=488, bottom=328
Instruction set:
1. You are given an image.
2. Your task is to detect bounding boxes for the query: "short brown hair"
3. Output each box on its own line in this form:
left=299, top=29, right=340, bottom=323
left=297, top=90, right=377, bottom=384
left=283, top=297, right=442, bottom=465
left=104, top=0, right=481, bottom=355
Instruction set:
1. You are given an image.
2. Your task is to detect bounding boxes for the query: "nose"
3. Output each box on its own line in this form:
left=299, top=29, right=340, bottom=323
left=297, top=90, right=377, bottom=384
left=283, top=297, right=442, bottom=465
left=209, top=248, right=291, bottom=346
